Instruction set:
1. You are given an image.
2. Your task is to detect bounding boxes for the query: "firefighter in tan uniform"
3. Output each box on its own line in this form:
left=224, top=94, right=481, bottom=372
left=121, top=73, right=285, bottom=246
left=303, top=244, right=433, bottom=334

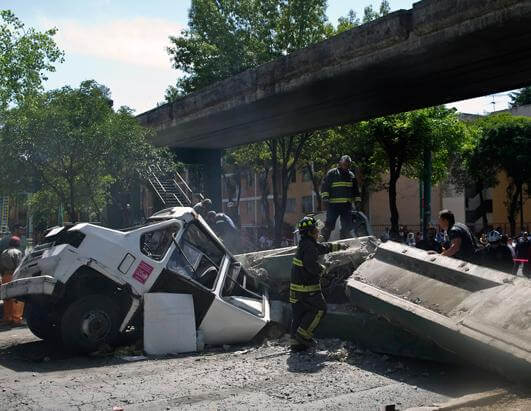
left=290, top=216, right=347, bottom=351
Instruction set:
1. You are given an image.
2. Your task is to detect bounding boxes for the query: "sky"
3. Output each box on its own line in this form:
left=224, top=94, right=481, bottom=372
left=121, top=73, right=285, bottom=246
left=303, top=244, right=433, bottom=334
left=3, top=0, right=514, bottom=115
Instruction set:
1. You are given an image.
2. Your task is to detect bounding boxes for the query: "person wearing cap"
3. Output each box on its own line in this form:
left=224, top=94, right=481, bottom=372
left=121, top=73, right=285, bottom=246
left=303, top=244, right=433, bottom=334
left=290, top=216, right=348, bottom=351
left=320, top=155, right=361, bottom=241
left=0, top=236, right=24, bottom=326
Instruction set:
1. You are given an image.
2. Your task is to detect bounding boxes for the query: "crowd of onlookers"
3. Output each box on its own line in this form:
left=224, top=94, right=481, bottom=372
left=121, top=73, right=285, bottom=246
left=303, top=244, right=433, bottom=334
left=380, top=221, right=530, bottom=277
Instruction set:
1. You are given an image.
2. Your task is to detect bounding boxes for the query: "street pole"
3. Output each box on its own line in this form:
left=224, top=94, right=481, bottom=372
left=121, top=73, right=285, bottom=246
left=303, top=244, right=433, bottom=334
left=419, top=180, right=424, bottom=232
left=422, top=147, right=432, bottom=239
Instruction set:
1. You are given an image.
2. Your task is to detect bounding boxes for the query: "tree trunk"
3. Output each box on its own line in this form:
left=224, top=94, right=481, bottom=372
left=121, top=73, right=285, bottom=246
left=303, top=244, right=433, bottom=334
left=519, top=182, right=525, bottom=232
left=507, top=182, right=522, bottom=237
left=388, top=165, right=401, bottom=236
left=68, top=179, right=76, bottom=222
left=307, top=163, right=322, bottom=211
left=234, top=171, right=242, bottom=227
left=478, top=186, right=488, bottom=231
left=360, top=182, right=370, bottom=215
left=270, top=140, right=283, bottom=247
left=269, top=135, right=308, bottom=247
left=259, top=169, right=272, bottom=231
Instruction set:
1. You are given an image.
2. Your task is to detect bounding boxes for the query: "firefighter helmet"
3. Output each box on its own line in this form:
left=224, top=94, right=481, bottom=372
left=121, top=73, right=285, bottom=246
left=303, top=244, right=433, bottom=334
left=297, top=216, right=318, bottom=233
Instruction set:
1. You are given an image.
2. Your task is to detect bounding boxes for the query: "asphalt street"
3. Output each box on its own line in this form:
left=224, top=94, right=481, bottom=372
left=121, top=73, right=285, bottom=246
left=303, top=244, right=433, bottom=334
left=0, top=326, right=518, bottom=410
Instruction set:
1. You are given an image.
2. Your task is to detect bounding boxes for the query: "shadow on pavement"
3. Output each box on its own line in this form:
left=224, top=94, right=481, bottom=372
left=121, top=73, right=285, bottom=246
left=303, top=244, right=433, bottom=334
left=0, top=327, right=133, bottom=373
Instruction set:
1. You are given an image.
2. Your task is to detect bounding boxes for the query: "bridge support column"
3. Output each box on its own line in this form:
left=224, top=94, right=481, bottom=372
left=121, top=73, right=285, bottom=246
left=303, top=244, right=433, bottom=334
left=172, top=148, right=222, bottom=211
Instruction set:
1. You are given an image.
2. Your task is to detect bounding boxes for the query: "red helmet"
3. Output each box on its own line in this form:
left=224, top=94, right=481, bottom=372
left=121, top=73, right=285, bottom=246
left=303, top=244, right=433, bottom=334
left=9, top=236, right=21, bottom=247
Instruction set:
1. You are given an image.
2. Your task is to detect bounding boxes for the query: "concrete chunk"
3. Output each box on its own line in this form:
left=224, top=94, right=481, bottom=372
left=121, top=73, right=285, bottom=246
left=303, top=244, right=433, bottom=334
left=347, top=241, right=531, bottom=383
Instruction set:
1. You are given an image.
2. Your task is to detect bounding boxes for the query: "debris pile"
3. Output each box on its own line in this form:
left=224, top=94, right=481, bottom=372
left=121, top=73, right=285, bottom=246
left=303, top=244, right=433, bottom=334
left=240, top=236, right=378, bottom=303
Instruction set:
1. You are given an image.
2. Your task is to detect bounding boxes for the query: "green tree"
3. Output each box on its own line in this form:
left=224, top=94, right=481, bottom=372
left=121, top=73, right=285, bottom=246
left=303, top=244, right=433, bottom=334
left=449, top=124, right=497, bottom=231
left=509, top=86, right=531, bottom=108
left=166, top=0, right=331, bottom=97
left=362, top=0, right=390, bottom=23
left=475, top=114, right=531, bottom=235
left=0, top=81, right=177, bottom=224
left=366, top=107, right=468, bottom=234
left=167, top=0, right=331, bottom=245
left=0, top=10, right=63, bottom=112
left=224, top=142, right=274, bottom=229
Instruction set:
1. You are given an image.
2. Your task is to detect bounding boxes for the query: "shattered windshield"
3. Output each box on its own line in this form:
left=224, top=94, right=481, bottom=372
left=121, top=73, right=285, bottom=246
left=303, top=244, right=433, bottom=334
left=167, top=221, right=225, bottom=289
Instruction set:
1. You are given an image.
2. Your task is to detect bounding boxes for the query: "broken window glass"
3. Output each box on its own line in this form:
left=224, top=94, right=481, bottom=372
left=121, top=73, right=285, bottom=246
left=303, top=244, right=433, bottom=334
left=221, top=261, right=265, bottom=316
left=140, top=224, right=179, bottom=261
left=167, top=221, right=225, bottom=290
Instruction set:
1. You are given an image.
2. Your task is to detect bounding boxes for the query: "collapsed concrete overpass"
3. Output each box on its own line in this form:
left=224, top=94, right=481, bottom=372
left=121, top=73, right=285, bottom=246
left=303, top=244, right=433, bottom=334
left=138, top=0, right=531, bottom=204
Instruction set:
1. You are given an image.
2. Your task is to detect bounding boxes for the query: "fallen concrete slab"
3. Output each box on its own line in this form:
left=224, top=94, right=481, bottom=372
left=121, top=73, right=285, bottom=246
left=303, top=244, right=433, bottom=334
left=237, top=236, right=378, bottom=301
left=347, top=241, right=531, bottom=383
left=243, top=238, right=463, bottom=363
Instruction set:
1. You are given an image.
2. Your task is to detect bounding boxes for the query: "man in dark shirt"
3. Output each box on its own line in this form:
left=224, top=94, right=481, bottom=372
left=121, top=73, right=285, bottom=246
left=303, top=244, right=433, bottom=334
left=438, top=209, right=478, bottom=263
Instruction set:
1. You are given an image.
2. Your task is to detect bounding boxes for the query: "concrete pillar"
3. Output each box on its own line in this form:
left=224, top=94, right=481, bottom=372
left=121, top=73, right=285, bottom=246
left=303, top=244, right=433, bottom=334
left=173, top=148, right=222, bottom=211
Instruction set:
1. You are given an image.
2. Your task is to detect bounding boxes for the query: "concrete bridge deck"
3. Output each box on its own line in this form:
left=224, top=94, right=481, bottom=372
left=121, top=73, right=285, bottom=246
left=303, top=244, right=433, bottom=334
left=138, top=0, right=531, bottom=149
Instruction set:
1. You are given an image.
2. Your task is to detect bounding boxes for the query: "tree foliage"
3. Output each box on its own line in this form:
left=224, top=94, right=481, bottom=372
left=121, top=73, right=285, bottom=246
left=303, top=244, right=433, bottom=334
left=509, top=86, right=531, bottom=108
left=0, top=10, right=63, bottom=113
left=474, top=114, right=531, bottom=234
left=365, top=107, right=469, bottom=233
left=167, top=0, right=331, bottom=96
left=0, top=81, right=177, bottom=224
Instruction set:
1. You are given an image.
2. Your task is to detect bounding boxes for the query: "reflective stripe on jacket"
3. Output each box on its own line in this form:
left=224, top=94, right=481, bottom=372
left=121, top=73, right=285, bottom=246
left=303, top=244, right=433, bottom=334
left=290, top=236, right=341, bottom=302
left=321, top=167, right=361, bottom=204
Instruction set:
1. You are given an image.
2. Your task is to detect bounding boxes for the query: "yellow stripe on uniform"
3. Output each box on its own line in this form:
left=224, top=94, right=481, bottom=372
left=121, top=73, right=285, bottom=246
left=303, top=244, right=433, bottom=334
left=290, top=283, right=321, bottom=292
left=292, top=257, right=303, bottom=267
left=307, top=310, right=325, bottom=335
left=329, top=198, right=351, bottom=204
left=297, top=327, right=312, bottom=339
left=331, top=181, right=353, bottom=188
left=321, top=191, right=329, bottom=198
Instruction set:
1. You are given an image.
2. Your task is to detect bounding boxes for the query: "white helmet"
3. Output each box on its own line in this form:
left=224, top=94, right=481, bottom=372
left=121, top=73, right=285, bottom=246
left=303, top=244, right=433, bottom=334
left=487, top=230, right=502, bottom=243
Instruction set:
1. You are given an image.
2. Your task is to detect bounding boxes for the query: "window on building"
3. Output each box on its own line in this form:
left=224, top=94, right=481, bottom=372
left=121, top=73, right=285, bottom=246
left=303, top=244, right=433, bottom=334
left=286, top=198, right=296, bottom=213
left=302, top=196, right=313, bottom=214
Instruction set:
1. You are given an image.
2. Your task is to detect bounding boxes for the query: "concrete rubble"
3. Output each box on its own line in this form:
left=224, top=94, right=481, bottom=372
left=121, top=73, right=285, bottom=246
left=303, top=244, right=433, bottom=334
left=348, top=241, right=531, bottom=384
left=238, top=237, right=531, bottom=384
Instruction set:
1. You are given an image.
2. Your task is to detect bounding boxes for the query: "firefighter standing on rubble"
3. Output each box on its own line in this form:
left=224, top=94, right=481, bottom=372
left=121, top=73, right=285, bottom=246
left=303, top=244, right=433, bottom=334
left=321, top=155, right=361, bottom=241
left=290, top=216, right=348, bottom=351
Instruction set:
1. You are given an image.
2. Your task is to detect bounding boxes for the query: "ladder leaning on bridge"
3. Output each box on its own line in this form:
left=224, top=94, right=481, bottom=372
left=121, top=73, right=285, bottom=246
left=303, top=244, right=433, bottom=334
left=147, top=165, right=200, bottom=207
